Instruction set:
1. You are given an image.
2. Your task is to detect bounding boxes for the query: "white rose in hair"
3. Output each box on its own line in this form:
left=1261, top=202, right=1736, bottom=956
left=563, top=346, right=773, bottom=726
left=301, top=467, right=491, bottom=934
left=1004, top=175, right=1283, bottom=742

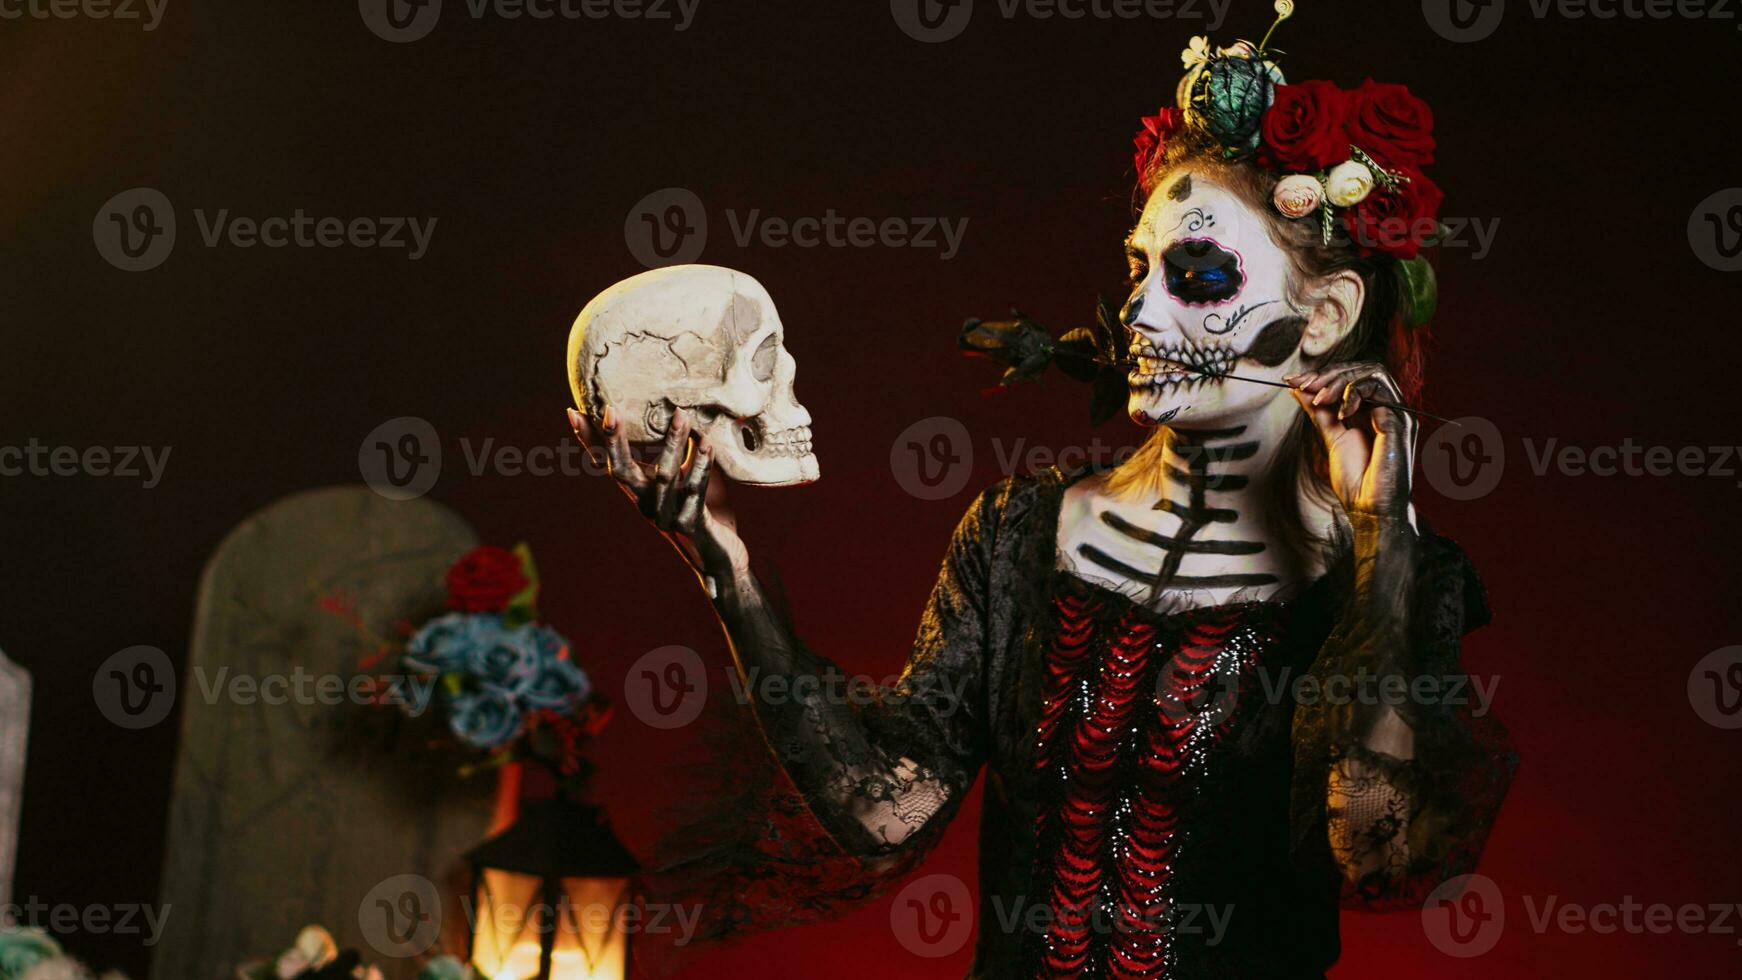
left=1325, top=160, right=1376, bottom=207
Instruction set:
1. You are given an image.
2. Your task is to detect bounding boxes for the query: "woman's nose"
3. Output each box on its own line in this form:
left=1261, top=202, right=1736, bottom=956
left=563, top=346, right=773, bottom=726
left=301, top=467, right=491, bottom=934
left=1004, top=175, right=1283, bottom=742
left=1120, top=291, right=1144, bottom=327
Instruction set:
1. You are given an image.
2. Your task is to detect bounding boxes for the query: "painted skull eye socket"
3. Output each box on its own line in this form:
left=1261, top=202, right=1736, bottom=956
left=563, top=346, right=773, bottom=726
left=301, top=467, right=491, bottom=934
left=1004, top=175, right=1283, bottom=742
left=751, top=333, right=777, bottom=382
left=1163, top=238, right=1245, bottom=306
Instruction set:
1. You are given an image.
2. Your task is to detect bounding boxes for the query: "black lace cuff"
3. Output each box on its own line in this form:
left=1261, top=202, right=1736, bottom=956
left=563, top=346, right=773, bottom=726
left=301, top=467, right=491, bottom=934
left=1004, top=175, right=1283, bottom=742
left=1290, top=520, right=1518, bottom=911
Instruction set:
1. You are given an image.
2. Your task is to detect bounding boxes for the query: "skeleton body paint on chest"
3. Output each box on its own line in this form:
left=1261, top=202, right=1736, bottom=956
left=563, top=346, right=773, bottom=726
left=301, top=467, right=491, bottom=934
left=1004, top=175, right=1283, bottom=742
left=1058, top=413, right=1312, bottom=611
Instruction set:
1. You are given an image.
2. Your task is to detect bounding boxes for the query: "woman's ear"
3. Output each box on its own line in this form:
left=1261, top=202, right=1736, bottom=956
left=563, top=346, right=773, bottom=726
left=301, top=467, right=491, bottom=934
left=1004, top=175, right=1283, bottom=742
left=1300, top=269, right=1365, bottom=358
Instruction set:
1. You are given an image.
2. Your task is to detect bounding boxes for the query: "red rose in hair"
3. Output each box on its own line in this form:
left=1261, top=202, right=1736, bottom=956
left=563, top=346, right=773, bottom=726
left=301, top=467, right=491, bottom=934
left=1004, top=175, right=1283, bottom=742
left=1133, top=107, right=1184, bottom=183
left=1347, top=79, right=1435, bottom=168
left=1344, top=166, right=1444, bottom=260
left=445, top=546, right=528, bottom=612
left=1260, top=81, right=1353, bottom=172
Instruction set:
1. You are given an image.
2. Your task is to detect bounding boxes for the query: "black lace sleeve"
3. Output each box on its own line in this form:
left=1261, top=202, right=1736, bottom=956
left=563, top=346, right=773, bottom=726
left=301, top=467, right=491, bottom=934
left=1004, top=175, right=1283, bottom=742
left=1289, top=513, right=1518, bottom=911
left=638, top=487, right=1000, bottom=962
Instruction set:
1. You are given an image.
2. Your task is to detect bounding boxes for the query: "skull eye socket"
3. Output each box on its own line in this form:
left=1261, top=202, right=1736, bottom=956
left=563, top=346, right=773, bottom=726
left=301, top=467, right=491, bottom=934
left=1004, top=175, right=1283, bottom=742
left=1163, top=238, right=1244, bottom=306
left=751, top=334, right=777, bottom=382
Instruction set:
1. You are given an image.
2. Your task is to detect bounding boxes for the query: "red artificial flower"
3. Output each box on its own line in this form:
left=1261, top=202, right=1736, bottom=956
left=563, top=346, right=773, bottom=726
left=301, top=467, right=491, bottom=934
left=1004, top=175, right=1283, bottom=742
left=1260, top=80, right=1354, bottom=173
left=1346, top=79, right=1436, bottom=168
left=444, top=545, right=528, bottom=613
left=1343, top=166, right=1445, bottom=260
left=1133, top=107, right=1184, bottom=182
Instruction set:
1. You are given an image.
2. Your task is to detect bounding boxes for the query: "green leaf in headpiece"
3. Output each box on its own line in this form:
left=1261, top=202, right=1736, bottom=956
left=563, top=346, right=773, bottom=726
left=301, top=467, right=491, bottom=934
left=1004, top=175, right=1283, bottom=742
left=1399, top=256, right=1439, bottom=327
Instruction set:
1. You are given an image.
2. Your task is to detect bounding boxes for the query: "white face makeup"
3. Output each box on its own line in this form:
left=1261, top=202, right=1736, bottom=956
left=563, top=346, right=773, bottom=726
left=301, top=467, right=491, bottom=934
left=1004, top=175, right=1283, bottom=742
left=1122, top=172, right=1312, bottom=428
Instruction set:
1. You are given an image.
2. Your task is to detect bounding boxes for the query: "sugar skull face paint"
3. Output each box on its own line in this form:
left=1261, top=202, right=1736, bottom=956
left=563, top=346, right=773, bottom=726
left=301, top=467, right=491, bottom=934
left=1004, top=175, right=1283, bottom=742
left=1162, top=238, right=1245, bottom=306
left=1121, top=172, right=1311, bottom=427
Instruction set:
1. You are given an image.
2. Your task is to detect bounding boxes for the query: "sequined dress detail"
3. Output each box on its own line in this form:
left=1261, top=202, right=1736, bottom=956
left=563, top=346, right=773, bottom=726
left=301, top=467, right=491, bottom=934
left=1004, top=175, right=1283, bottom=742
left=1031, top=582, right=1290, bottom=978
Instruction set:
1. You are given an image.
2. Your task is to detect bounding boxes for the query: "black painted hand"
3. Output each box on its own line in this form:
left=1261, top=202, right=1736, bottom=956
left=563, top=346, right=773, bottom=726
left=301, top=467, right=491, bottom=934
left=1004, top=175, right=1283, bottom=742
left=569, top=405, right=750, bottom=587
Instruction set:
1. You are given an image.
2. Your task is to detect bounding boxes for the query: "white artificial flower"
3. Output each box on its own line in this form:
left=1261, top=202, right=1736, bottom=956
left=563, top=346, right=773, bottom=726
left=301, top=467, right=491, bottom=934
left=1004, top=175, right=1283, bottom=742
left=1181, top=36, right=1212, bottom=70
left=1325, top=160, right=1377, bottom=207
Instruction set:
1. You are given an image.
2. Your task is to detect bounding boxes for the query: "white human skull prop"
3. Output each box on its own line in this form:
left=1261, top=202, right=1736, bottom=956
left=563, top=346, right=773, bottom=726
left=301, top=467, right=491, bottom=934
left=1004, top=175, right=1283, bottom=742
left=568, top=265, right=819, bottom=486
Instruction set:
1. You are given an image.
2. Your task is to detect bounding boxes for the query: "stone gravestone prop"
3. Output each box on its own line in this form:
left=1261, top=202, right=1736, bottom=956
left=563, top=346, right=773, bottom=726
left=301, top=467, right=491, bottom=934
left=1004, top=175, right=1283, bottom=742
left=0, top=648, right=27, bottom=915
left=153, top=487, right=494, bottom=980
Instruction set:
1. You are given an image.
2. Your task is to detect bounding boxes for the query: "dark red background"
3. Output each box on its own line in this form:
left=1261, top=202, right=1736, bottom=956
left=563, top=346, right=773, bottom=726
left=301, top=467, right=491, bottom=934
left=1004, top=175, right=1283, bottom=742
left=7, top=1, right=1742, bottom=976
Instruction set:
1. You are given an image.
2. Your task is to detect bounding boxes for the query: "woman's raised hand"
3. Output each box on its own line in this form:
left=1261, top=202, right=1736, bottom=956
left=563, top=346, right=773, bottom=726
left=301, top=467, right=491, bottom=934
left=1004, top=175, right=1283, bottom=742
left=1285, top=362, right=1417, bottom=521
left=568, top=405, right=749, bottom=588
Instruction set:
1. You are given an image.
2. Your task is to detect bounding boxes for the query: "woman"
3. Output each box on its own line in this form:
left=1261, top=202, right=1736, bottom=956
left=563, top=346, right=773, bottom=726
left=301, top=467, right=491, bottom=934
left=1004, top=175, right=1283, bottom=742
left=570, top=15, right=1514, bottom=978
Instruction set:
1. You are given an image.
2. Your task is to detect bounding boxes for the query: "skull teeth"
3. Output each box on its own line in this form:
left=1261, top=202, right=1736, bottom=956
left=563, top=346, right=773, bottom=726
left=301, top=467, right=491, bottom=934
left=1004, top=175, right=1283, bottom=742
left=761, top=425, right=813, bottom=457
left=1126, top=338, right=1237, bottom=384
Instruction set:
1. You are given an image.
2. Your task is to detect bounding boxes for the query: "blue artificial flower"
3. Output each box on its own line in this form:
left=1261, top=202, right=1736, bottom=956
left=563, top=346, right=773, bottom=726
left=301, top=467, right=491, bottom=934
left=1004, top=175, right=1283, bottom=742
left=405, top=612, right=496, bottom=675
left=464, top=619, right=542, bottom=696
left=519, top=625, right=592, bottom=710
left=446, top=686, right=523, bottom=751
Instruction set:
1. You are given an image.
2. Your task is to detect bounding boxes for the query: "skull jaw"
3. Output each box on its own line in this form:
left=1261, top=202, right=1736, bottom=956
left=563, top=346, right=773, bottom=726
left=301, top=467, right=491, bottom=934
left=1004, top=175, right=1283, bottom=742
left=714, top=450, right=820, bottom=487
left=699, top=413, right=819, bottom=486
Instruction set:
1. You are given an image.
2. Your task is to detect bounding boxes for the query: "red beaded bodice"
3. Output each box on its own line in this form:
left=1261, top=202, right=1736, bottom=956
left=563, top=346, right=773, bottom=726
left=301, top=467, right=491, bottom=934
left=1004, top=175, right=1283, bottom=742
left=1031, top=579, right=1292, bottom=979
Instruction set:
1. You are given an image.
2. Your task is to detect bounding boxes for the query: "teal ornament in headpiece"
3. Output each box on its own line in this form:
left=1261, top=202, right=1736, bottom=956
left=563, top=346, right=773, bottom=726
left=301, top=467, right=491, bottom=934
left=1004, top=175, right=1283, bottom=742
left=1185, top=53, right=1285, bottom=156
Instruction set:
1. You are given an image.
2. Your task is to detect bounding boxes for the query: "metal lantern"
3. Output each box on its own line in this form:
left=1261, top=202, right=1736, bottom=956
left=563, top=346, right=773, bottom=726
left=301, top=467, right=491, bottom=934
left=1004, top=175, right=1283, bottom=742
left=465, top=797, right=639, bottom=980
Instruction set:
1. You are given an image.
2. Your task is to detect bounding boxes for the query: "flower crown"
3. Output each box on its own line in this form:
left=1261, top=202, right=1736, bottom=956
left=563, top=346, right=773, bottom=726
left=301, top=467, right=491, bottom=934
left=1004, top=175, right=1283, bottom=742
left=1133, top=2, right=1442, bottom=322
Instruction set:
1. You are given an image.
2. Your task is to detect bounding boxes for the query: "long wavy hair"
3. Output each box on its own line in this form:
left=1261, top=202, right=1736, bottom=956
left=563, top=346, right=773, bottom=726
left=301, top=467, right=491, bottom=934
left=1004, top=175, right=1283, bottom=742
left=1113, top=126, right=1435, bottom=570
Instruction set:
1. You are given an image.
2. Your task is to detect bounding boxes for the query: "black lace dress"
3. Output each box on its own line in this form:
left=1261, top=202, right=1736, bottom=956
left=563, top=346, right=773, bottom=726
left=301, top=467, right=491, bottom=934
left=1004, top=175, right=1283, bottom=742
left=643, top=468, right=1516, bottom=978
